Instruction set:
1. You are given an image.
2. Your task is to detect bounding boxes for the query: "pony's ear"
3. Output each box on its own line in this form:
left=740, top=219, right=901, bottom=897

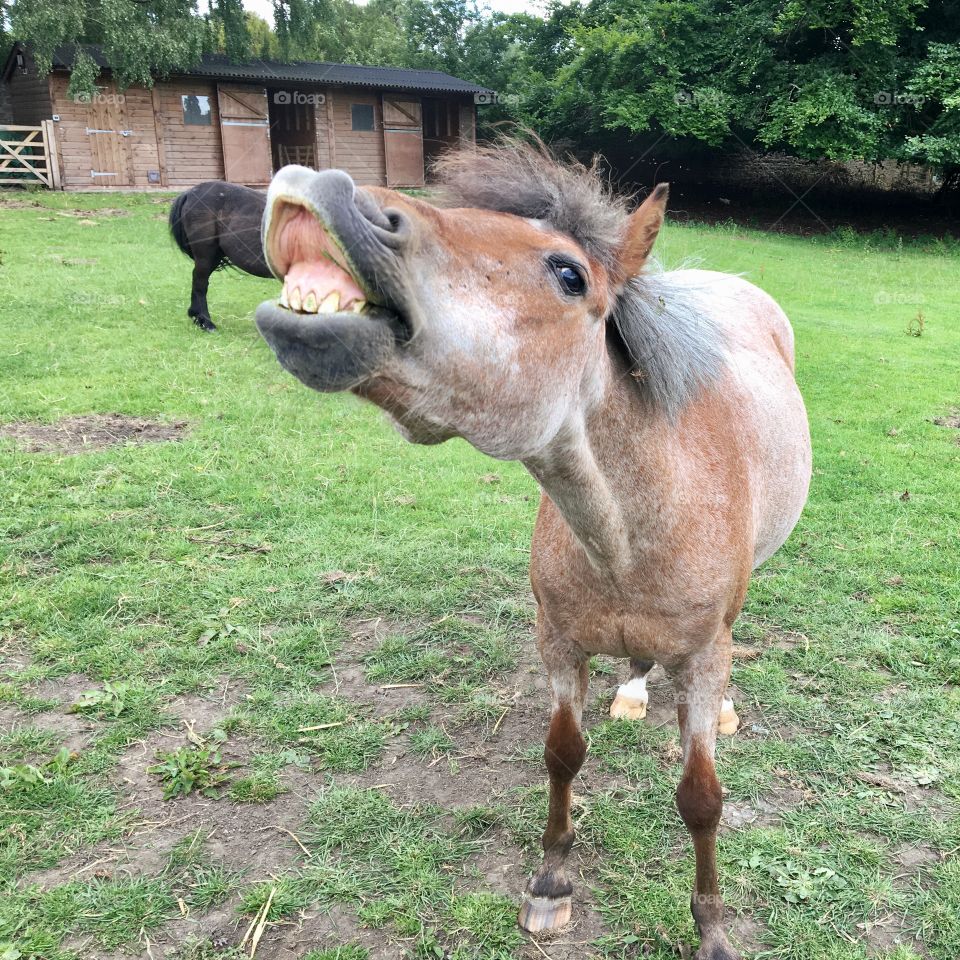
left=613, top=183, right=668, bottom=287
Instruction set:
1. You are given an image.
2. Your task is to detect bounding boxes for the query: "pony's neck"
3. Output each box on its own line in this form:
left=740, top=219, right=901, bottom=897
left=523, top=352, right=659, bottom=576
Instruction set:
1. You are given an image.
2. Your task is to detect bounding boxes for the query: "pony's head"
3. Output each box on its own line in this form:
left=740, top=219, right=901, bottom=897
left=256, top=139, right=713, bottom=460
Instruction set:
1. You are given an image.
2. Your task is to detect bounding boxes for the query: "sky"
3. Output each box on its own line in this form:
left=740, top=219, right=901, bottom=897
left=235, top=0, right=550, bottom=22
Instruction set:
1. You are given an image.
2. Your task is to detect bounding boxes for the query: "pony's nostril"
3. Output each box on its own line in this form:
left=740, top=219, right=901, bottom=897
left=383, top=208, right=410, bottom=236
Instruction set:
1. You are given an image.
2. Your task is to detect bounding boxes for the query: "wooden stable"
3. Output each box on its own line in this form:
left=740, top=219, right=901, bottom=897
left=1, top=44, right=489, bottom=190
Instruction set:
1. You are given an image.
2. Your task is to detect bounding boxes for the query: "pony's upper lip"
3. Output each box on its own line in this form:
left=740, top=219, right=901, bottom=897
left=261, top=166, right=416, bottom=340
left=267, top=200, right=372, bottom=315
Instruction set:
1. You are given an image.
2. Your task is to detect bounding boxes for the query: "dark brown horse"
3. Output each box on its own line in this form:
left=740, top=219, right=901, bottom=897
left=253, top=143, right=812, bottom=958
left=169, top=181, right=274, bottom=331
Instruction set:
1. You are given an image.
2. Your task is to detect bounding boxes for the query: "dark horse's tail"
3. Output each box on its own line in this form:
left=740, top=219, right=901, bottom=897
left=169, top=190, right=194, bottom=260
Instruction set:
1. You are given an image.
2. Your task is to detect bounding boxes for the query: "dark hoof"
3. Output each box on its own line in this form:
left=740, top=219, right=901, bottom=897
left=694, top=941, right=740, bottom=960
left=517, top=894, right=572, bottom=933
left=193, top=317, right=217, bottom=332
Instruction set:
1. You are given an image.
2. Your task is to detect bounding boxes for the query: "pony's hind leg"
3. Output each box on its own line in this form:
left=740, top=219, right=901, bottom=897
left=610, top=657, right=654, bottom=719
left=673, top=637, right=740, bottom=960
left=188, top=258, right=217, bottom=331
left=519, top=623, right=588, bottom=934
left=611, top=659, right=739, bottom=735
left=718, top=694, right=740, bottom=736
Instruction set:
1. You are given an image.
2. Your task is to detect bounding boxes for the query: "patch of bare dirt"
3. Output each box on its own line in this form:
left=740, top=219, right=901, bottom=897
left=29, top=731, right=315, bottom=894
left=0, top=674, right=102, bottom=754
left=57, top=207, right=130, bottom=218
left=932, top=411, right=960, bottom=429
left=1, top=414, right=188, bottom=454
left=0, top=196, right=42, bottom=209
left=215, top=901, right=410, bottom=960
left=893, top=842, right=941, bottom=872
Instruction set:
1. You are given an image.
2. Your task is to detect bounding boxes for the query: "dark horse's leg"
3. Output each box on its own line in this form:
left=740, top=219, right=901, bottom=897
left=188, top=256, right=218, bottom=332
left=673, top=633, right=740, bottom=960
left=518, top=608, right=588, bottom=933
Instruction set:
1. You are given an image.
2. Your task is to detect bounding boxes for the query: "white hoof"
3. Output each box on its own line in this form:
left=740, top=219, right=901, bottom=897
left=718, top=697, right=740, bottom=736
left=518, top=893, right=572, bottom=933
left=610, top=677, right=649, bottom=720
left=610, top=692, right=648, bottom=720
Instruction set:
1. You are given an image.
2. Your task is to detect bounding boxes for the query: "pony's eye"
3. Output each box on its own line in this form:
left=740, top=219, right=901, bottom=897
left=551, top=261, right=587, bottom=296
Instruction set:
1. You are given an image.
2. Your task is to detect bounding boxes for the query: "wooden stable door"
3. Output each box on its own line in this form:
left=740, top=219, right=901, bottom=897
left=85, top=83, right=133, bottom=186
left=217, top=84, right=272, bottom=186
left=382, top=97, right=424, bottom=188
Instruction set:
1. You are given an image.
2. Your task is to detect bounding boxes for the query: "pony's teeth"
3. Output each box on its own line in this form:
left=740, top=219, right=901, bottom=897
left=279, top=283, right=290, bottom=308
left=302, top=291, right=318, bottom=313
left=319, top=292, right=340, bottom=313
left=351, top=300, right=366, bottom=313
left=289, top=287, right=302, bottom=311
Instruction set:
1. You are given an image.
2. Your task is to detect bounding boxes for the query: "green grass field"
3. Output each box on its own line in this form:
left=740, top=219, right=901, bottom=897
left=0, top=190, right=958, bottom=960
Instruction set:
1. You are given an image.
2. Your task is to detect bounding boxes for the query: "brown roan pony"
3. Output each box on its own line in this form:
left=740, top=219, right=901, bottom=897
left=254, top=140, right=812, bottom=959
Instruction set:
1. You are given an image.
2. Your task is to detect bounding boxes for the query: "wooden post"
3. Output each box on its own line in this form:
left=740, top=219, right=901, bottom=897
left=41, top=119, right=62, bottom=190
left=151, top=87, right=168, bottom=187
left=325, top=88, right=337, bottom=169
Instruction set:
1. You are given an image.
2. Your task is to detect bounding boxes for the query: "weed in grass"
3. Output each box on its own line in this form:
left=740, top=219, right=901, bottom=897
left=70, top=680, right=130, bottom=717
left=148, top=743, right=234, bottom=799
left=0, top=762, right=47, bottom=789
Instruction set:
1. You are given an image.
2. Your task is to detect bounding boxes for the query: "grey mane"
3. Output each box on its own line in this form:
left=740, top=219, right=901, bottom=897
left=610, top=267, right=727, bottom=422
left=435, top=137, right=727, bottom=417
left=434, top=135, right=629, bottom=270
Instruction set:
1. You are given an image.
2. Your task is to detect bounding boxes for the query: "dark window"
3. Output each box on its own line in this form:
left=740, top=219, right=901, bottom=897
left=182, top=94, right=212, bottom=126
left=351, top=103, right=375, bottom=131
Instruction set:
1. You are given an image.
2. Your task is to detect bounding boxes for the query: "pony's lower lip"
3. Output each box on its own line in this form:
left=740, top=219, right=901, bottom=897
left=255, top=299, right=400, bottom=392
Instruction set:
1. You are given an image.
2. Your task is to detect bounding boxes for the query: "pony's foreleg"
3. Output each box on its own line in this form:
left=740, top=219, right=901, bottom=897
left=610, top=656, right=654, bottom=719
left=673, top=637, right=740, bottom=960
left=518, top=635, right=588, bottom=934
left=188, top=258, right=217, bottom=332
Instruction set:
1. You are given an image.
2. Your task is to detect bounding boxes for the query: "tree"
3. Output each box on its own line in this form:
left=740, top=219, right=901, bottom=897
left=207, top=0, right=251, bottom=61
left=8, top=0, right=207, bottom=97
left=497, top=0, right=960, bottom=191
left=1, top=1, right=13, bottom=65
left=245, top=12, right=278, bottom=59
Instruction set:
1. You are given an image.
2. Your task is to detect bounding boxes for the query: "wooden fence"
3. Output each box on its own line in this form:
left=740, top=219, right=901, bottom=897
left=0, top=120, right=61, bottom=189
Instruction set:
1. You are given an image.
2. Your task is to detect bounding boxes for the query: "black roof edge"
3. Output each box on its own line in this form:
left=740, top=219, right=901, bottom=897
left=38, top=43, right=493, bottom=96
